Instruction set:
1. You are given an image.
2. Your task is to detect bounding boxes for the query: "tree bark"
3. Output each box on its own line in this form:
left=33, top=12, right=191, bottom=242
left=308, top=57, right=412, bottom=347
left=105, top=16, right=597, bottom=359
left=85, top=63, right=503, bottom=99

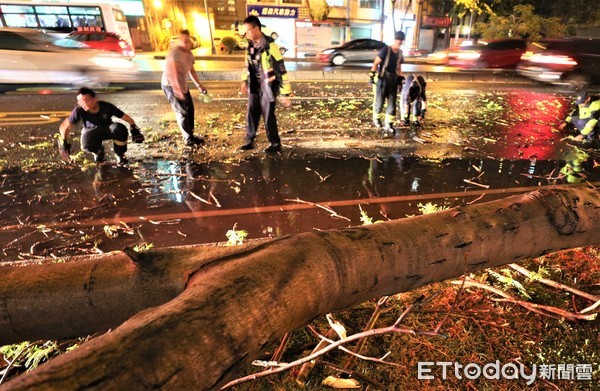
left=1, top=187, right=598, bottom=390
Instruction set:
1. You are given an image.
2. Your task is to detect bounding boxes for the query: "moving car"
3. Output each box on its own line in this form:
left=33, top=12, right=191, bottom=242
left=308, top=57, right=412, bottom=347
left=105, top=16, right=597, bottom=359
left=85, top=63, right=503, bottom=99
left=447, top=39, right=527, bottom=68
left=66, top=31, right=135, bottom=59
left=318, top=39, right=385, bottom=66
left=517, top=37, right=600, bottom=88
left=0, top=28, right=138, bottom=85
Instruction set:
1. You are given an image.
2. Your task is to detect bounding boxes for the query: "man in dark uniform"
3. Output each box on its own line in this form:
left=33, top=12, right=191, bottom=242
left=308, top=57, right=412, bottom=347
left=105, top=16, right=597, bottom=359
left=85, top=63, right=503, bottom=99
left=400, top=74, right=427, bottom=127
left=369, top=31, right=405, bottom=133
left=58, top=87, right=144, bottom=165
left=239, top=15, right=292, bottom=153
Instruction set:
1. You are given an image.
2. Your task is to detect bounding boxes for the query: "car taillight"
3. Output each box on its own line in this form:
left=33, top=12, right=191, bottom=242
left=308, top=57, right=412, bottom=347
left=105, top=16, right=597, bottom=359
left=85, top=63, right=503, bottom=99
left=527, top=53, right=577, bottom=66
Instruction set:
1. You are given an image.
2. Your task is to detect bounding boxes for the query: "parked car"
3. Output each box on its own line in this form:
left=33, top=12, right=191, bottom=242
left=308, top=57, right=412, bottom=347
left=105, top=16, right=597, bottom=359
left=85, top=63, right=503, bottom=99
left=517, top=37, right=600, bottom=88
left=66, top=31, right=135, bottom=59
left=318, top=39, right=386, bottom=66
left=0, top=28, right=137, bottom=86
left=447, top=39, right=527, bottom=68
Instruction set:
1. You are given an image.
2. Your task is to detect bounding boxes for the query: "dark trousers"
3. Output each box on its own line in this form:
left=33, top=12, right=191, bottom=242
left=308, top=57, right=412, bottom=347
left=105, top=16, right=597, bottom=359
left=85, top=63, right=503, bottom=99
left=373, top=73, right=398, bottom=124
left=162, top=85, right=195, bottom=141
left=246, top=92, right=280, bottom=145
left=570, top=116, right=598, bottom=141
left=81, top=123, right=128, bottom=157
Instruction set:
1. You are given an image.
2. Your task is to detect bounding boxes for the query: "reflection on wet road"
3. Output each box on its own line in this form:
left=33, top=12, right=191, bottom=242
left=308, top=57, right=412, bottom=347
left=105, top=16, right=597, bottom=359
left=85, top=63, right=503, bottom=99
left=1, top=155, right=597, bottom=263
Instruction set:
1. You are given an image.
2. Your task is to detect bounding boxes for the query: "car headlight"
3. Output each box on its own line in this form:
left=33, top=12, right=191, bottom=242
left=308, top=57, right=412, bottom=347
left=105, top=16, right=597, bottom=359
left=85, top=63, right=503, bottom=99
left=321, top=49, right=334, bottom=55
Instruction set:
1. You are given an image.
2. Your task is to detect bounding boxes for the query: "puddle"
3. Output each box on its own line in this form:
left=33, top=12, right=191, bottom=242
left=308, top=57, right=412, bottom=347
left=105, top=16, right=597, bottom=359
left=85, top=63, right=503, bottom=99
left=1, top=154, right=597, bottom=263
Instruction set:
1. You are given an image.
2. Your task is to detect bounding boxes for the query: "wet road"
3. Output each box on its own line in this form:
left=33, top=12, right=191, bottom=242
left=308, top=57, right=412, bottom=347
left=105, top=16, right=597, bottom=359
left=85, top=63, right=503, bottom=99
left=0, top=81, right=597, bottom=263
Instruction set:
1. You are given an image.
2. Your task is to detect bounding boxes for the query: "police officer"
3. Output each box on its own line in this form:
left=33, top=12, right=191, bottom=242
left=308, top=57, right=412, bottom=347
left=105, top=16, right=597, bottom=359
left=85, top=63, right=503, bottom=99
left=400, top=74, right=427, bottom=127
left=369, top=31, right=405, bottom=133
left=559, top=90, right=599, bottom=142
left=239, top=15, right=292, bottom=153
left=58, top=87, right=144, bottom=165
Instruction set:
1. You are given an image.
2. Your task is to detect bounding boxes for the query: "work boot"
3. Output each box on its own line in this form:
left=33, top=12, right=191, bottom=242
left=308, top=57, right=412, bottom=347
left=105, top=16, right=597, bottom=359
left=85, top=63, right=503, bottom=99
left=239, top=142, right=254, bottom=151
left=116, top=155, right=128, bottom=166
left=185, top=135, right=205, bottom=146
left=264, top=144, right=282, bottom=153
left=373, top=119, right=383, bottom=128
left=92, top=146, right=105, bottom=163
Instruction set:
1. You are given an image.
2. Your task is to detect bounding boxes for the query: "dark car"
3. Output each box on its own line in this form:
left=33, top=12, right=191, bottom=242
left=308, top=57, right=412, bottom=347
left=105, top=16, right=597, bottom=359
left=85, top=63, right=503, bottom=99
left=318, top=39, right=385, bottom=66
left=517, top=37, right=600, bottom=88
left=448, top=39, right=527, bottom=68
left=66, top=31, right=134, bottom=59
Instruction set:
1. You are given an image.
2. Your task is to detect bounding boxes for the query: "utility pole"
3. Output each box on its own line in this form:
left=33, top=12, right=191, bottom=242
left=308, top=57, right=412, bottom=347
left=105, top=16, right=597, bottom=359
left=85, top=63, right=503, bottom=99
left=203, top=0, right=216, bottom=54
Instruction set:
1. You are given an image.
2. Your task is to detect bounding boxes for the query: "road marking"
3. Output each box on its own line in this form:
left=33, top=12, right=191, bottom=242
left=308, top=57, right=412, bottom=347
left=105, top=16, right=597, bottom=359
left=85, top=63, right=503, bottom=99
left=0, top=111, right=70, bottom=126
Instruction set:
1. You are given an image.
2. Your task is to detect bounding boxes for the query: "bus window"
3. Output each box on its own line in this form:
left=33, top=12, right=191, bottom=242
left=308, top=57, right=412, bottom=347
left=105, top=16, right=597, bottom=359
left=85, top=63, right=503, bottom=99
left=1, top=4, right=37, bottom=28
left=35, top=6, right=70, bottom=32
left=68, top=6, right=104, bottom=31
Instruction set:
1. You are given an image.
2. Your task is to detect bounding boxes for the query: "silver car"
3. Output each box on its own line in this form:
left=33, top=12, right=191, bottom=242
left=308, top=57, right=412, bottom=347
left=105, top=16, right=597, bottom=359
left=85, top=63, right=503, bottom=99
left=318, top=39, right=385, bottom=66
left=0, top=28, right=137, bottom=86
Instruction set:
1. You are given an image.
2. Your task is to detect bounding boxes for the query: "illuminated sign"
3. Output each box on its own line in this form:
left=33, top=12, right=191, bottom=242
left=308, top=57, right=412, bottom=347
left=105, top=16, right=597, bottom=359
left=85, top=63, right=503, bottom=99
left=422, top=15, right=451, bottom=27
left=247, top=5, right=299, bottom=19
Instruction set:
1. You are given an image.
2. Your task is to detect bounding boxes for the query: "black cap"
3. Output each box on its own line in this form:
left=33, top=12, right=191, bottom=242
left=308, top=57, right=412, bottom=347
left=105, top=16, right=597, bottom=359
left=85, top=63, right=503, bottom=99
left=575, top=90, right=589, bottom=104
left=395, top=31, right=405, bottom=41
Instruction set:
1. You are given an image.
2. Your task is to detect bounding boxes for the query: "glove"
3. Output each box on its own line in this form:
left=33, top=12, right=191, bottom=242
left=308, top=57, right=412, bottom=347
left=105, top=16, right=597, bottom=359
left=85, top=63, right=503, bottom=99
left=58, top=138, right=71, bottom=161
left=130, top=125, right=145, bottom=143
left=368, top=71, right=376, bottom=85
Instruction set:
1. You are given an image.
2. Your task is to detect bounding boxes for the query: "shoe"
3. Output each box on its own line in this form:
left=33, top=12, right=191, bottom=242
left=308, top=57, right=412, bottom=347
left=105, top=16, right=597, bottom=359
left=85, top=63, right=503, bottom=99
left=373, top=119, right=383, bottom=128
left=239, top=142, right=254, bottom=151
left=384, top=124, right=396, bottom=134
left=116, top=155, right=128, bottom=166
left=402, top=119, right=410, bottom=127
left=264, top=144, right=282, bottom=153
left=412, top=121, right=421, bottom=127
left=185, top=135, right=205, bottom=146
left=92, top=147, right=105, bottom=163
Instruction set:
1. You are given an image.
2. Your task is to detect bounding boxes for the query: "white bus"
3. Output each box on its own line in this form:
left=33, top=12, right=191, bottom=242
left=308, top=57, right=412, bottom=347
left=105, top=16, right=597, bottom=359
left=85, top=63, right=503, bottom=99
left=0, top=1, right=132, bottom=44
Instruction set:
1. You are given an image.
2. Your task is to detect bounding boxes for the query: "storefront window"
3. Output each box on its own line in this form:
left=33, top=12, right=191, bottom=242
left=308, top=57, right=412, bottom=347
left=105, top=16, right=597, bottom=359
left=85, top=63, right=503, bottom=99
left=359, top=0, right=380, bottom=9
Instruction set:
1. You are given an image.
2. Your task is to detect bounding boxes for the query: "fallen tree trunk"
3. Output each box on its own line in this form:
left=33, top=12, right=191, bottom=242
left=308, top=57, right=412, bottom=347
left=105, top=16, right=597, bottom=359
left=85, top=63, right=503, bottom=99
left=1, top=187, right=599, bottom=390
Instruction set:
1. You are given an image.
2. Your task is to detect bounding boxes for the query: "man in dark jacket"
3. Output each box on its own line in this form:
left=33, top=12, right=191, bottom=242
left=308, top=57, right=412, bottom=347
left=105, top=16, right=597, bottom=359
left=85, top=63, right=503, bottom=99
left=239, top=15, right=292, bottom=153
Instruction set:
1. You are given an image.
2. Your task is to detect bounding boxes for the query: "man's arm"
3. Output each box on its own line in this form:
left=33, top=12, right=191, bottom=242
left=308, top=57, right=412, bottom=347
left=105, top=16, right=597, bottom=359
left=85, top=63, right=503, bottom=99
left=59, top=117, right=73, bottom=141
left=189, top=67, right=206, bottom=93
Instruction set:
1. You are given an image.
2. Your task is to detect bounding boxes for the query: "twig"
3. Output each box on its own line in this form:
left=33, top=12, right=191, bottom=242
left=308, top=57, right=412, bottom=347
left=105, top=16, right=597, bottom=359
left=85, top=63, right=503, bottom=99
left=284, top=198, right=350, bottom=221
left=343, top=296, right=389, bottom=371
left=508, top=263, right=600, bottom=304
left=463, top=179, right=490, bottom=189
left=222, top=308, right=444, bottom=389
left=188, top=190, right=212, bottom=205
left=452, top=278, right=597, bottom=321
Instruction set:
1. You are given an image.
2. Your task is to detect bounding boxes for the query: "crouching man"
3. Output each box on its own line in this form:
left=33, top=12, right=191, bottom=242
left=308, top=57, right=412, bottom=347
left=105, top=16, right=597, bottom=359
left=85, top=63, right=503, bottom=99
left=58, top=87, right=144, bottom=165
left=400, top=74, right=427, bottom=127
left=559, top=90, right=599, bottom=143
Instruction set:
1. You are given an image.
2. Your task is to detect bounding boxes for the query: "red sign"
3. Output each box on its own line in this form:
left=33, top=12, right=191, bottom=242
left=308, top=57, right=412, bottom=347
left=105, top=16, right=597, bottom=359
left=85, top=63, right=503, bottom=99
left=422, top=16, right=451, bottom=27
